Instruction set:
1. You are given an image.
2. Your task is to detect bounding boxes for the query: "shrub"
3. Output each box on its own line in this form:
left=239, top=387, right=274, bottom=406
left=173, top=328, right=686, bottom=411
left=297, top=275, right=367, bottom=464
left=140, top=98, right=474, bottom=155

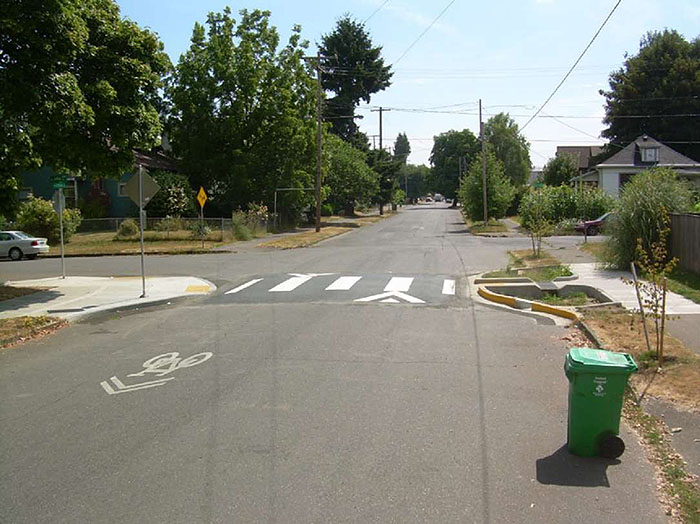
left=154, top=216, right=184, bottom=238
left=232, top=210, right=252, bottom=241
left=188, top=221, right=211, bottom=240
left=321, top=203, right=334, bottom=216
left=116, top=218, right=139, bottom=238
left=577, top=186, right=615, bottom=221
left=147, top=171, right=195, bottom=217
left=0, top=215, right=9, bottom=230
left=519, top=185, right=614, bottom=227
left=606, top=168, right=694, bottom=268
left=15, top=197, right=82, bottom=243
left=458, top=152, right=515, bottom=220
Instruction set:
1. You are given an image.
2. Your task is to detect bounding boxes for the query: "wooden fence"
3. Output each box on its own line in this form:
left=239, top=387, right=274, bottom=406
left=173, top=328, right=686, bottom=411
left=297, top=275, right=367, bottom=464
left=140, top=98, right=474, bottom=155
left=670, top=213, right=700, bottom=274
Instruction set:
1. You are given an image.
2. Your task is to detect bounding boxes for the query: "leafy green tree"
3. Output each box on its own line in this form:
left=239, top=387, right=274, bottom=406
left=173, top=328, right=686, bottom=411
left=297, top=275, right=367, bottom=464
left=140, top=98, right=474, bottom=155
left=147, top=171, right=195, bottom=217
left=393, top=133, right=411, bottom=165
left=401, top=164, right=429, bottom=202
left=607, top=167, right=694, bottom=268
left=16, top=198, right=82, bottom=244
left=324, top=134, right=379, bottom=216
left=429, top=129, right=480, bottom=201
left=0, top=0, right=171, bottom=195
left=542, top=153, right=579, bottom=186
left=458, top=151, right=515, bottom=221
left=367, top=149, right=400, bottom=214
left=483, top=113, right=531, bottom=187
left=168, top=9, right=316, bottom=218
left=320, top=16, right=393, bottom=141
left=601, top=30, right=700, bottom=161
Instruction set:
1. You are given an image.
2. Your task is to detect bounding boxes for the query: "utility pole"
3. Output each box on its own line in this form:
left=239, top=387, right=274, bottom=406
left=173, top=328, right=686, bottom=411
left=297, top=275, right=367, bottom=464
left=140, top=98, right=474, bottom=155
left=479, top=99, right=488, bottom=223
left=370, top=107, right=391, bottom=151
left=315, top=50, right=322, bottom=233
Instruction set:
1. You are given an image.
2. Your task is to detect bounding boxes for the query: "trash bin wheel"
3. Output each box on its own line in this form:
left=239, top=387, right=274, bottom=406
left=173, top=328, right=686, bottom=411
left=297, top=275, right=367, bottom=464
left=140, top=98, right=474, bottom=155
left=599, top=434, right=625, bottom=459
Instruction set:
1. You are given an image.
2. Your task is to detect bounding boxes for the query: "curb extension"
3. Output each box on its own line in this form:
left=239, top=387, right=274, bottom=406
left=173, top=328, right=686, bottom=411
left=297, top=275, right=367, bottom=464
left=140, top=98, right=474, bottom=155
left=477, top=285, right=579, bottom=322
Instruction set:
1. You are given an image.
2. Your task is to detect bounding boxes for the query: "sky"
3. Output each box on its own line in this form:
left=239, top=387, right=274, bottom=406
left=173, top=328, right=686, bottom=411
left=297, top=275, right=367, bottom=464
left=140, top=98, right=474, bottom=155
left=117, top=0, right=700, bottom=168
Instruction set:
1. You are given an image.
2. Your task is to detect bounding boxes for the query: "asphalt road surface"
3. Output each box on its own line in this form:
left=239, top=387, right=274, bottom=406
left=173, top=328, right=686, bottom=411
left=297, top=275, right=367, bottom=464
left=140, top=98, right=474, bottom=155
left=0, top=204, right=664, bottom=523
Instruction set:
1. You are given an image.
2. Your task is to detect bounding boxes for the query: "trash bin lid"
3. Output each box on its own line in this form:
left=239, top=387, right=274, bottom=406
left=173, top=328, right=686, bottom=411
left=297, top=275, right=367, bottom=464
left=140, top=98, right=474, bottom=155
left=566, top=347, right=638, bottom=374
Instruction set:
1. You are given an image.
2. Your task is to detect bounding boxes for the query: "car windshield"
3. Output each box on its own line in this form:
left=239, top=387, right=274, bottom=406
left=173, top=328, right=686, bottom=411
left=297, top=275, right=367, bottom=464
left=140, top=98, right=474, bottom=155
left=596, top=212, right=610, bottom=222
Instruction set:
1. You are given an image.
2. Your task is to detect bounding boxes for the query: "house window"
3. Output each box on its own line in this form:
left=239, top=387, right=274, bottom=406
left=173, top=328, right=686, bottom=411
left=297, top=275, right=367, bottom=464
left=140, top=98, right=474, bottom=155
left=18, top=187, right=33, bottom=200
left=641, top=147, right=659, bottom=162
left=118, top=183, right=128, bottom=197
left=620, top=173, right=634, bottom=188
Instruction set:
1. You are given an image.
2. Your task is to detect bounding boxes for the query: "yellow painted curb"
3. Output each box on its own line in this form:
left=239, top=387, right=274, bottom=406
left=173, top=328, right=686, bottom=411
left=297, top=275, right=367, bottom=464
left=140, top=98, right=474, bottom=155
left=531, top=301, right=579, bottom=320
left=185, top=285, right=211, bottom=293
left=477, top=286, right=517, bottom=307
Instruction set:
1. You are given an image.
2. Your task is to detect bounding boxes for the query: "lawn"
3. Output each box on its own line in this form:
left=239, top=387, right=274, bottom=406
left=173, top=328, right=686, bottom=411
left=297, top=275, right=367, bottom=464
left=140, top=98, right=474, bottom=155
left=0, top=315, right=66, bottom=349
left=0, top=285, right=40, bottom=301
left=667, top=268, right=700, bottom=305
left=257, top=227, right=353, bottom=249
left=51, top=230, right=231, bottom=256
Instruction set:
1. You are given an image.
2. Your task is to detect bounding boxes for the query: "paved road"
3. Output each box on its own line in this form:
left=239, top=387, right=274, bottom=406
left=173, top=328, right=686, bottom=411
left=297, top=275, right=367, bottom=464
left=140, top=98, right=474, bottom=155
left=0, top=204, right=664, bottom=523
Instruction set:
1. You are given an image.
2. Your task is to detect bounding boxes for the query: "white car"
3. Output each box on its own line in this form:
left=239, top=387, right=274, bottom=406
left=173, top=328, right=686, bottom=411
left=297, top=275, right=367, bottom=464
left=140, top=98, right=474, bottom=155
left=0, top=231, right=50, bottom=261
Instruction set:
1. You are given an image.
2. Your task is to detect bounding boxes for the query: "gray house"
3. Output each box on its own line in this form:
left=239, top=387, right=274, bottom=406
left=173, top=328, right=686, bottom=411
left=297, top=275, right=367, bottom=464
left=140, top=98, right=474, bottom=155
left=577, top=135, right=700, bottom=197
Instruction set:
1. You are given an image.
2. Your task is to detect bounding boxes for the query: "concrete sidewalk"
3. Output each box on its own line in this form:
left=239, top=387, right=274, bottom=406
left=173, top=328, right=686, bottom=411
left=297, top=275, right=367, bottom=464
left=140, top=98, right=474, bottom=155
left=1, top=276, right=216, bottom=321
left=571, top=262, right=700, bottom=315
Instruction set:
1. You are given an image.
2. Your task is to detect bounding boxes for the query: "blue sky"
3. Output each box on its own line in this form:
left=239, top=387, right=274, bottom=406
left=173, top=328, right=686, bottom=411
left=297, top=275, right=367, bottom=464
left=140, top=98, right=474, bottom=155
left=118, top=0, right=700, bottom=168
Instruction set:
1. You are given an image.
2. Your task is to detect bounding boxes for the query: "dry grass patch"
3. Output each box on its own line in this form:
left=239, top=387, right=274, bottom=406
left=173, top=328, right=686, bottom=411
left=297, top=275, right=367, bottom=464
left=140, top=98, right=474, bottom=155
left=0, top=316, right=66, bottom=349
left=584, top=307, right=700, bottom=411
left=57, top=232, right=227, bottom=256
left=257, top=227, right=353, bottom=249
left=0, top=285, right=40, bottom=302
left=510, top=249, right=561, bottom=268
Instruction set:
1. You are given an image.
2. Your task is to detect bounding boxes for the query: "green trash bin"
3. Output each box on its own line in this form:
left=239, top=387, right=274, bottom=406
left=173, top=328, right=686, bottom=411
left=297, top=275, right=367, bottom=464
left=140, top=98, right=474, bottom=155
left=564, top=347, right=638, bottom=458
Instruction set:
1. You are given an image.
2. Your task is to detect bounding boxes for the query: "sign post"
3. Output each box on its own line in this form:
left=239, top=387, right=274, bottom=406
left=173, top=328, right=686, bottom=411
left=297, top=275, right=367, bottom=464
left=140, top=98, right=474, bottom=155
left=51, top=174, right=68, bottom=279
left=124, top=167, right=160, bottom=298
left=197, top=187, right=207, bottom=249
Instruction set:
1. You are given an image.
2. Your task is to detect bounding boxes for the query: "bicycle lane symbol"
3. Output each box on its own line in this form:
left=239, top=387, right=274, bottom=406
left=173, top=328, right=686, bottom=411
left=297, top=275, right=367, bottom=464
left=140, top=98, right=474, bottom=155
left=100, top=352, right=213, bottom=395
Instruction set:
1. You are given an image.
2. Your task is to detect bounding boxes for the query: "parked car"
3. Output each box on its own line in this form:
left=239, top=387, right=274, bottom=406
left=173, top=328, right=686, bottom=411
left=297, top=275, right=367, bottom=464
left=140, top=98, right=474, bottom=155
left=0, top=231, right=50, bottom=260
left=574, top=212, right=614, bottom=236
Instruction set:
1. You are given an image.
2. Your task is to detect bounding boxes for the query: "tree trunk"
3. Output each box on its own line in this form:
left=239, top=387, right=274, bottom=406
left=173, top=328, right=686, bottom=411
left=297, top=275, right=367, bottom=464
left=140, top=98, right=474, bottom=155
left=344, top=200, right=355, bottom=217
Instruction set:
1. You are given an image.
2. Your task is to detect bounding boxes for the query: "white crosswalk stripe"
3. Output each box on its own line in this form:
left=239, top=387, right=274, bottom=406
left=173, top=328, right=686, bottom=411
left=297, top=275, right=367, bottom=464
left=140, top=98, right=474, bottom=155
left=442, top=279, right=456, bottom=295
left=384, top=277, right=414, bottom=292
left=225, top=278, right=264, bottom=294
left=326, top=276, right=362, bottom=291
left=269, top=274, right=315, bottom=292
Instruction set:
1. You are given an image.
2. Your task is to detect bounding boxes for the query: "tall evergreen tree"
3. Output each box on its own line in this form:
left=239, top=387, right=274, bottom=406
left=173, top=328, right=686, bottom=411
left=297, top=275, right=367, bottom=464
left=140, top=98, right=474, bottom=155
left=319, top=16, right=392, bottom=142
left=601, top=30, right=700, bottom=161
left=393, top=133, right=411, bottom=165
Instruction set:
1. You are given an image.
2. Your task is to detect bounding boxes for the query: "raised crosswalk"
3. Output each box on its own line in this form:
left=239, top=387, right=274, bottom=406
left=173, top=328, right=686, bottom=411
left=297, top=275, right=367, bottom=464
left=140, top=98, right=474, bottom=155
left=218, top=273, right=462, bottom=306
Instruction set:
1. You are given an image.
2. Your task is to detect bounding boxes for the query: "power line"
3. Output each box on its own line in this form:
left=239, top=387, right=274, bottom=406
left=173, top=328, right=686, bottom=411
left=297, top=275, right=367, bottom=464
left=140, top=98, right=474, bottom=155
left=520, top=0, right=622, bottom=131
left=363, top=0, right=390, bottom=23
left=392, top=0, right=457, bottom=66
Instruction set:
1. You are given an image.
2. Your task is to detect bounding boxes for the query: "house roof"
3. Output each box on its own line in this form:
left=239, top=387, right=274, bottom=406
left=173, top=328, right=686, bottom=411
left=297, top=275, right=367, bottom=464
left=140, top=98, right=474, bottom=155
left=556, top=145, right=603, bottom=170
left=597, top=135, right=700, bottom=168
left=133, top=148, right=178, bottom=172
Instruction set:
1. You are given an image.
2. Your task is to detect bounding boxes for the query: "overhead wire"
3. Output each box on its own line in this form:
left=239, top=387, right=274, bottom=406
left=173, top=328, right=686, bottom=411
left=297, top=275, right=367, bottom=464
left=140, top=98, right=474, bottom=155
left=363, top=0, right=390, bottom=24
left=520, top=0, right=623, bottom=131
left=392, top=0, right=458, bottom=66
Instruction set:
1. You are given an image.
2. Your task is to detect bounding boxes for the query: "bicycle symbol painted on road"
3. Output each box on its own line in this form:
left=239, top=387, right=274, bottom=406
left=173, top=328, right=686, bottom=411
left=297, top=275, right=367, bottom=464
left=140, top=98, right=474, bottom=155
left=128, top=352, right=213, bottom=377
left=100, top=351, right=213, bottom=396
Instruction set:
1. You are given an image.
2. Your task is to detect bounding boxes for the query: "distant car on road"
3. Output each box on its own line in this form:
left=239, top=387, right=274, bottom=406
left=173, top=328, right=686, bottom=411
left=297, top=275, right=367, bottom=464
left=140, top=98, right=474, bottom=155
left=0, top=231, right=50, bottom=261
left=574, top=212, right=614, bottom=236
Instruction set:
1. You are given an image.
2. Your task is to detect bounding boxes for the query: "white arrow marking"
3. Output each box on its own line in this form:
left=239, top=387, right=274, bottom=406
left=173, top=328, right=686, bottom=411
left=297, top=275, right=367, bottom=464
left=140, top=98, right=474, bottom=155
left=355, top=291, right=425, bottom=304
left=384, top=277, right=414, bottom=292
left=326, top=276, right=362, bottom=291
left=381, top=298, right=400, bottom=303
left=225, top=278, right=263, bottom=294
left=269, top=273, right=333, bottom=292
left=100, top=375, right=174, bottom=395
left=442, top=279, right=456, bottom=295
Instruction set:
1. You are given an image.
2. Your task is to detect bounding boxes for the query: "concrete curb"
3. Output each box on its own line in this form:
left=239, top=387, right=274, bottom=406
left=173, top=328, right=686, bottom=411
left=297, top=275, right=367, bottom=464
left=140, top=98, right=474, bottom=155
left=476, top=283, right=580, bottom=322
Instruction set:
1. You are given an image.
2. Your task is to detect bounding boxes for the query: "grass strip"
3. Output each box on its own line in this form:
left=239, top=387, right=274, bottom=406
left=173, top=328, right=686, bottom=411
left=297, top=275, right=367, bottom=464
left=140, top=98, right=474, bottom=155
left=539, top=291, right=589, bottom=306
left=0, top=316, right=66, bottom=349
left=667, top=268, right=700, bottom=305
left=469, top=220, right=508, bottom=234
left=0, top=285, right=40, bottom=302
left=257, top=227, right=353, bottom=249
left=624, top=396, right=700, bottom=522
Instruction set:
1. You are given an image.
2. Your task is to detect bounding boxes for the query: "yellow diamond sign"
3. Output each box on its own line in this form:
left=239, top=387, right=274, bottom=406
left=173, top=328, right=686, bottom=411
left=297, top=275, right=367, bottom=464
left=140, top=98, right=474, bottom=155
left=197, top=187, right=207, bottom=208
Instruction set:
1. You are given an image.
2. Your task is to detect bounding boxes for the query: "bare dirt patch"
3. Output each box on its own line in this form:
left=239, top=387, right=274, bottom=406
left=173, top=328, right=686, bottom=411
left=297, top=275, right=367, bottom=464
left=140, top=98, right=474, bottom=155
left=0, top=316, right=67, bottom=349
left=257, top=227, right=353, bottom=249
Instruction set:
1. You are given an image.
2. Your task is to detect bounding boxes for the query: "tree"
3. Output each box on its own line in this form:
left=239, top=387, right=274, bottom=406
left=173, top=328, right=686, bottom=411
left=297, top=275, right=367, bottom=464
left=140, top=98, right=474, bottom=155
left=483, top=113, right=531, bottom=187
left=601, top=30, right=700, bottom=161
left=168, top=9, right=317, bottom=219
left=320, top=16, right=393, bottom=141
left=457, top=151, right=515, bottom=221
left=324, top=134, right=379, bottom=216
left=542, top=153, right=579, bottom=186
left=0, top=0, right=171, bottom=195
left=367, top=149, right=400, bottom=214
left=429, top=129, right=479, bottom=201
left=393, top=133, right=411, bottom=165
left=401, top=164, right=429, bottom=202
left=147, top=171, right=196, bottom=217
